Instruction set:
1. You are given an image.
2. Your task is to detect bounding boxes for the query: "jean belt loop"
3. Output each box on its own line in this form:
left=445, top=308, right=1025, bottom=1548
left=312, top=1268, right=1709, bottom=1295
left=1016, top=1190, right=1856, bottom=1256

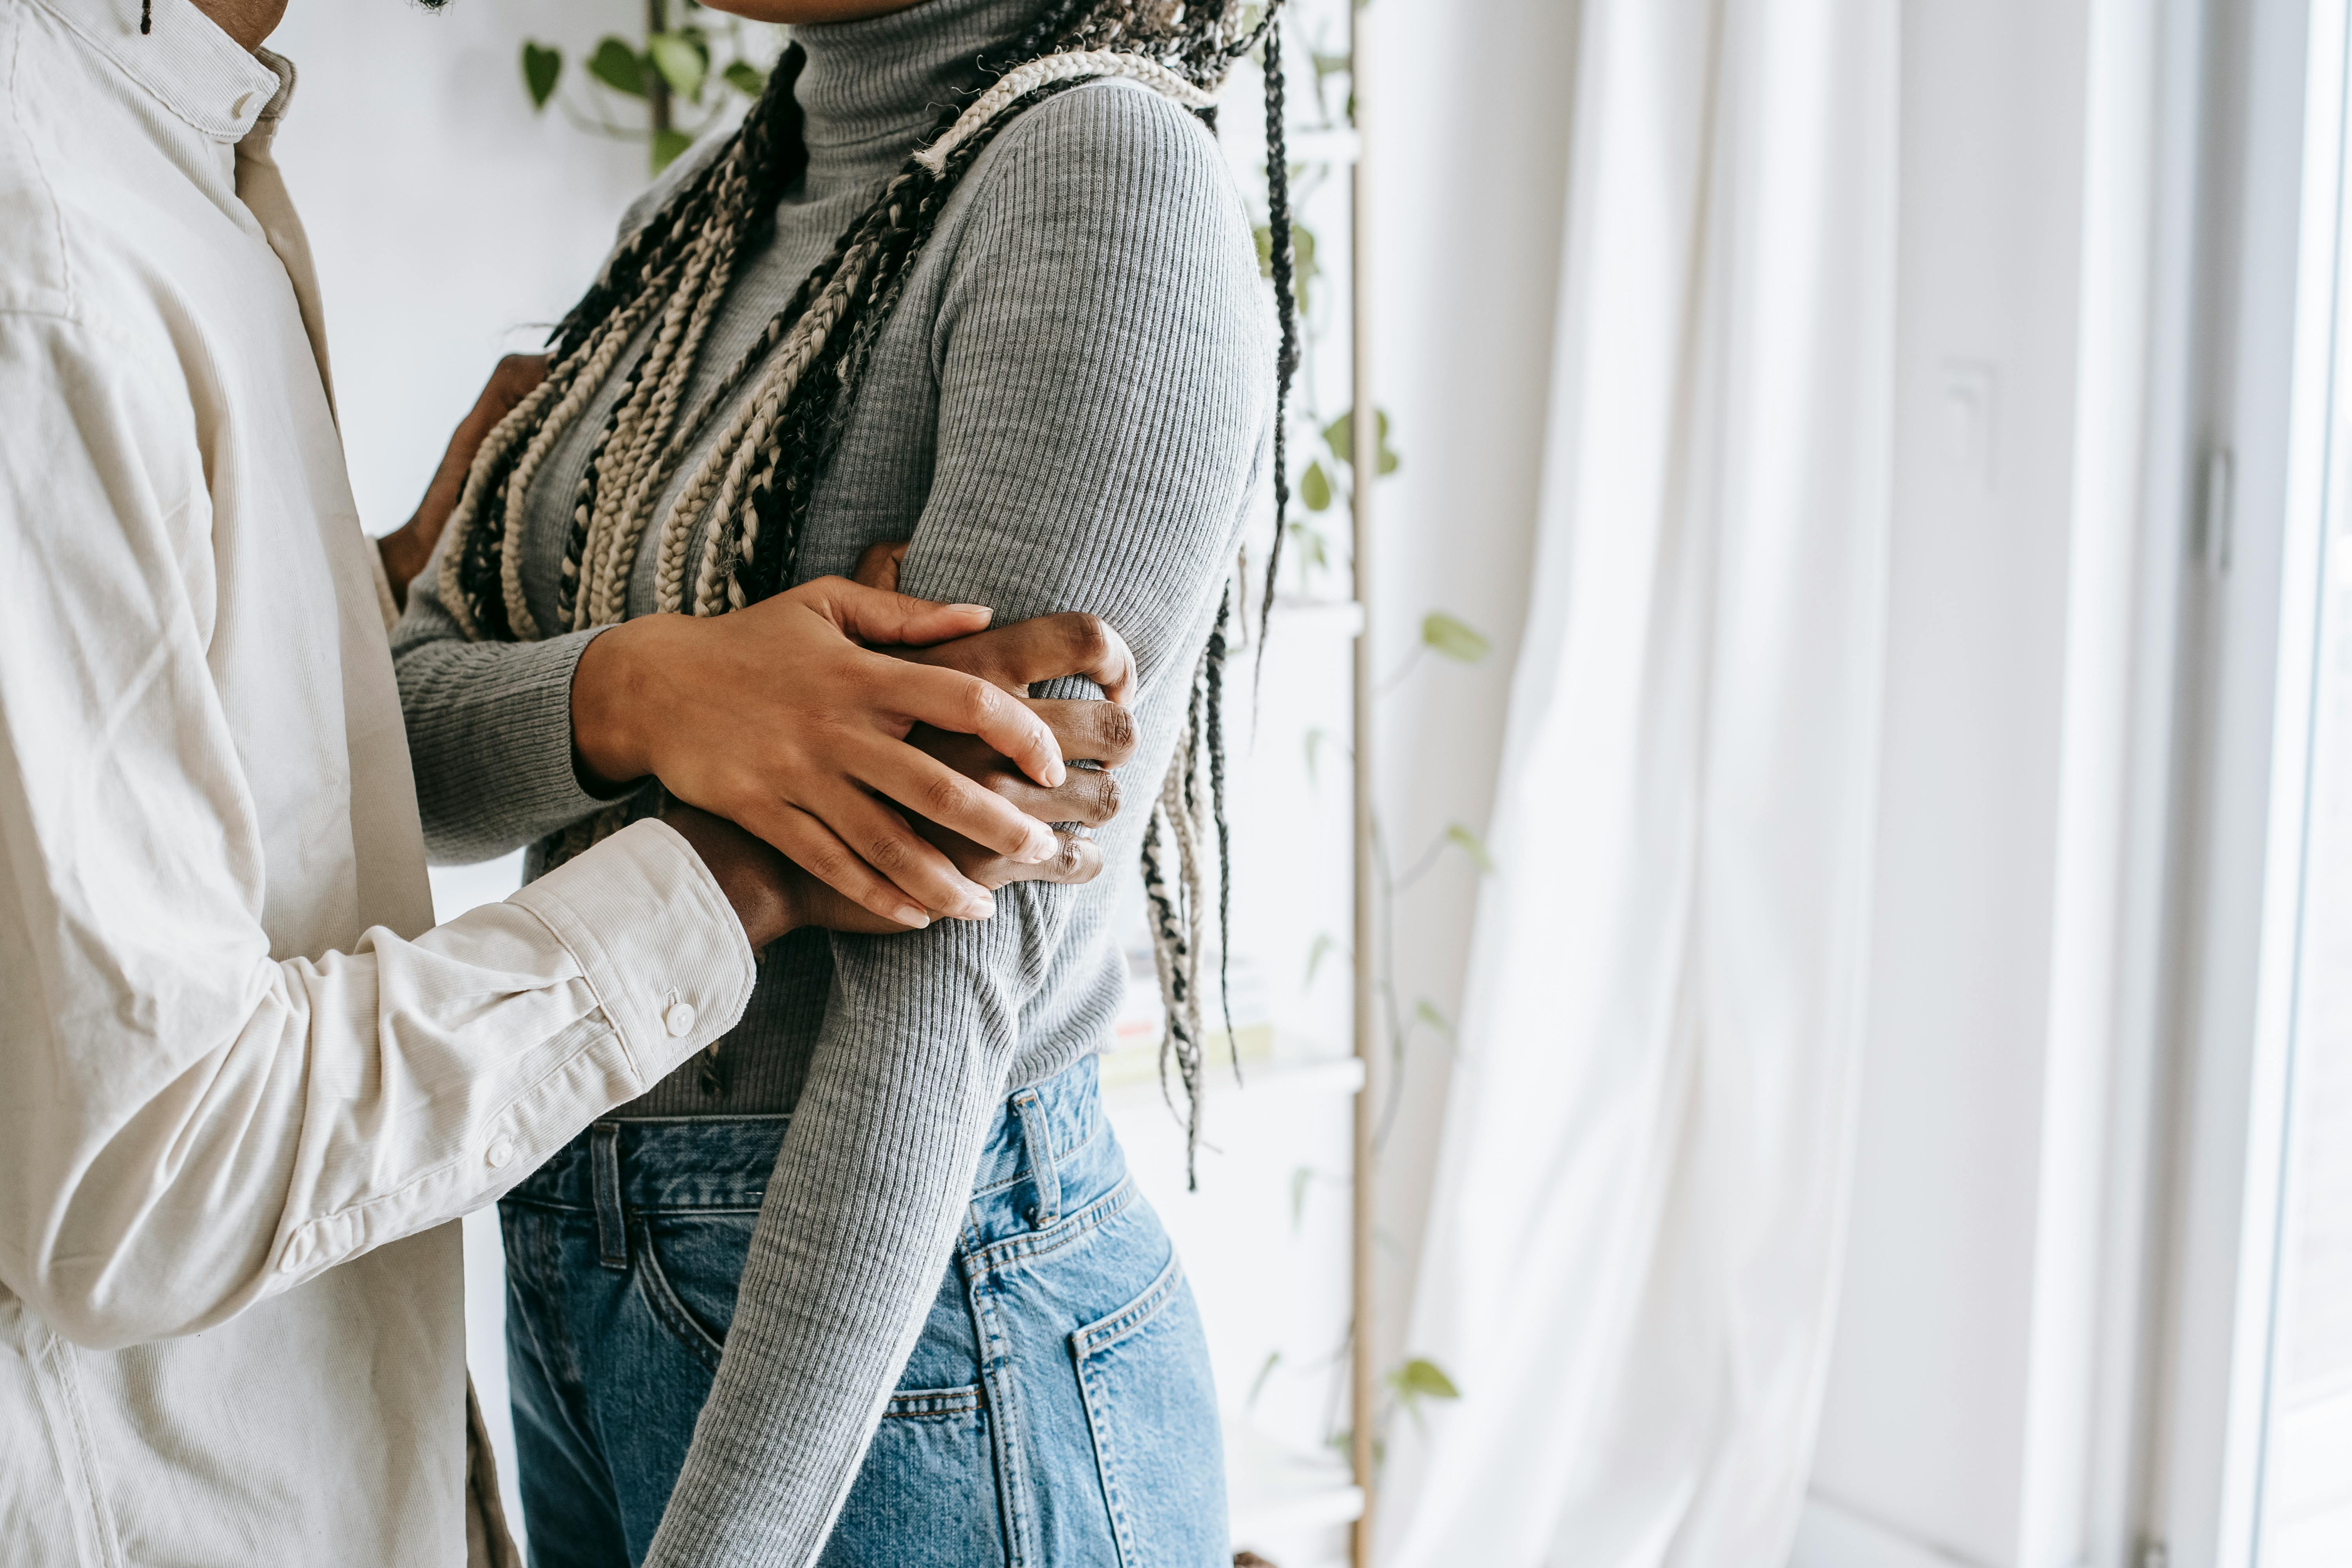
left=590, top=1122, right=628, bottom=1271
left=1011, top=1089, right=1060, bottom=1231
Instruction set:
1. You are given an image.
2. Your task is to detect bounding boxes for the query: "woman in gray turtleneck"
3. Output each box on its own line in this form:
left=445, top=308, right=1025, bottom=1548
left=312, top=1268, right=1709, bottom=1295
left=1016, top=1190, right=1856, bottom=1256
left=392, top=0, right=1273, bottom=1563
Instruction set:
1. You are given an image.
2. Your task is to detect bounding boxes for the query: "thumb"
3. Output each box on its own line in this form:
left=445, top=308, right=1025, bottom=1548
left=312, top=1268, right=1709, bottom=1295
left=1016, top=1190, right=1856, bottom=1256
left=802, top=576, right=993, bottom=648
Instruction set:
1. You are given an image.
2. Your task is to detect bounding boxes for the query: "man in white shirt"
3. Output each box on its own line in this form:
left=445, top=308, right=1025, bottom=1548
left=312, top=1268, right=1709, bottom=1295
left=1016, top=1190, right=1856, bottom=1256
left=0, top=0, right=1132, bottom=1561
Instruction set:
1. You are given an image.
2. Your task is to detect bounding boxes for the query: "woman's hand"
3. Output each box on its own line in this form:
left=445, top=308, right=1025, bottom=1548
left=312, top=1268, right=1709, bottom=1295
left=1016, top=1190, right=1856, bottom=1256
left=571, top=577, right=1128, bottom=930
left=853, top=541, right=1137, bottom=703
left=377, top=354, right=550, bottom=608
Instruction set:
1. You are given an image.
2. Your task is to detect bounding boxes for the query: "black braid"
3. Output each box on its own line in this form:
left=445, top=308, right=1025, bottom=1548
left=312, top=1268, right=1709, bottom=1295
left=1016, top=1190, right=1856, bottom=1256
left=1255, top=16, right=1302, bottom=651
left=557, top=345, right=659, bottom=629
left=1205, top=586, right=1236, bottom=1071
left=990, top=0, right=1092, bottom=78
left=551, top=48, right=810, bottom=362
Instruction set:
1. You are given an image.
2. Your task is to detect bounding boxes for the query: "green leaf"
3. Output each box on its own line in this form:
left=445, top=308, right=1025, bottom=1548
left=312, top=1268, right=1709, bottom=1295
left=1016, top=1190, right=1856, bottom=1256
left=1387, top=1357, right=1462, bottom=1403
left=587, top=36, right=648, bottom=98
left=1413, top=998, right=1455, bottom=1037
left=1323, top=408, right=1400, bottom=474
left=1252, top=222, right=1318, bottom=312
left=1248, top=1350, right=1282, bottom=1410
left=722, top=59, right=768, bottom=97
left=1303, top=727, right=1329, bottom=787
left=1301, top=459, right=1332, bottom=513
left=1443, top=822, right=1495, bottom=873
left=1421, top=611, right=1491, bottom=664
left=1304, top=930, right=1340, bottom=985
left=648, top=32, right=706, bottom=101
left=521, top=41, right=562, bottom=111
left=1290, top=1166, right=1313, bottom=1231
left=651, top=127, right=695, bottom=172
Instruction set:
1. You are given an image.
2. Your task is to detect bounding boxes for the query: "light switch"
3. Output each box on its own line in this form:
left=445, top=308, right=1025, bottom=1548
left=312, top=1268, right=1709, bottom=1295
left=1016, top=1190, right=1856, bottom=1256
left=1940, top=359, right=1998, bottom=489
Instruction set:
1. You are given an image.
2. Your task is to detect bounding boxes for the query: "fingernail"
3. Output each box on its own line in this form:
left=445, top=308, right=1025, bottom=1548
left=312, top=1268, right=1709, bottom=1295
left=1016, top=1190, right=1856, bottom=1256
left=1045, top=760, right=1067, bottom=788
left=950, top=603, right=993, bottom=618
left=896, top=907, right=930, bottom=928
left=1026, top=830, right=1059, bottom=863
left=959, top=893, right=995, bottom=920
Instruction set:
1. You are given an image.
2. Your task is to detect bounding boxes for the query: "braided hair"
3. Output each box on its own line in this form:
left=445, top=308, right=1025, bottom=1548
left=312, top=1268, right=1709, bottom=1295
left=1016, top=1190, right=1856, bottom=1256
left=437, top=0, right=1301, bottom=1177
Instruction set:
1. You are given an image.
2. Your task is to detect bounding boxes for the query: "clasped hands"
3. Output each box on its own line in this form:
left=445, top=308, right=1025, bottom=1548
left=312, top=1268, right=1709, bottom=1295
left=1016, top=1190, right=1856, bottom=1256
left=577, top=548, right=1137, bottom=949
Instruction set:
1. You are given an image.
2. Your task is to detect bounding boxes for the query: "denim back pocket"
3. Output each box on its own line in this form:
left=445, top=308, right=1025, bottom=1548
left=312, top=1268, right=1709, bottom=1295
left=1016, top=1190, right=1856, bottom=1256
left=1070, top=1255, right=1227, bottom=1568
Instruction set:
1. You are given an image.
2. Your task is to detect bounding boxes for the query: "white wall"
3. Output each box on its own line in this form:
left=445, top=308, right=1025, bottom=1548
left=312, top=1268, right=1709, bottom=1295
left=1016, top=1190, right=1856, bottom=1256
left=272, top=0, right=656, bottom=538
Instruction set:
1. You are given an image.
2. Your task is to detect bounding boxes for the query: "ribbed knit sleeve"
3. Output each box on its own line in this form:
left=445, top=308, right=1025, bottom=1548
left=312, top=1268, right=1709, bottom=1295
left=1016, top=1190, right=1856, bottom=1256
left=643, top=82, right=1270, bottom=1568
left=389, top=547, right=616, bottom=865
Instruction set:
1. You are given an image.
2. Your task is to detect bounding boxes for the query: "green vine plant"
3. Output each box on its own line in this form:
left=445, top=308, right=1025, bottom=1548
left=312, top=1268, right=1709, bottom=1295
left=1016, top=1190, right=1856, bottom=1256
left=520, top=1, right=780, bottom=173
left=1239, top=0, right=1490, bottom=1472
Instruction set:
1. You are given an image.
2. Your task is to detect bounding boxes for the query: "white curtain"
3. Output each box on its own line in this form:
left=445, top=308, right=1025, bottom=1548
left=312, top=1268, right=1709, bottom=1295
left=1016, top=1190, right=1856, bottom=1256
left=1379, top=3, right=1897, bottom=1564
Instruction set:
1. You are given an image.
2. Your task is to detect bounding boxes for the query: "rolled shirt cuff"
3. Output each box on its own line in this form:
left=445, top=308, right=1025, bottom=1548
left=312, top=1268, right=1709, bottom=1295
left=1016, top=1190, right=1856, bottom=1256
left=509, top=817, right=757, bottom=1085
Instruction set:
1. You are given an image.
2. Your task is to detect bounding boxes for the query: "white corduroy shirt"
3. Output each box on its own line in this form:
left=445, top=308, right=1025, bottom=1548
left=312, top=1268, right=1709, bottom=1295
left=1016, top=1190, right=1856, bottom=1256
left=0, top=1, right=759, bottom=1562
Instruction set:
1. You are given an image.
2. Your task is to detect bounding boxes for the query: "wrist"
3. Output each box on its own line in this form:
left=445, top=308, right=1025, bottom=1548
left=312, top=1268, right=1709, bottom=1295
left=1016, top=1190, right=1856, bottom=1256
left=664, top=805, right=795, bottom=951
left=571, top=621, right=659, bottom=791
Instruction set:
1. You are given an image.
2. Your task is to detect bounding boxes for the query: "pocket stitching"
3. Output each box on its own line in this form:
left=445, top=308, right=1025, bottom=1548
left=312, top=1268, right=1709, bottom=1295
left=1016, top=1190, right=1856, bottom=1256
left=882, top=1384, right=987, bottom=1419
left=630, top=1217, right=726, bottom=1373
left=1069, top=1251, right=1189, bottom=1568
left=965, top=1175, right=1139, bottom=1277
left=1071, top=1251, right=1185, bottom=1357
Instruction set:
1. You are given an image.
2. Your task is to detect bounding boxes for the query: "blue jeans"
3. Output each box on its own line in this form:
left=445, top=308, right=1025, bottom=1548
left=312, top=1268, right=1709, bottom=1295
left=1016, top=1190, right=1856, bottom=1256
left=499, top=1056, right=1227, bottom=1567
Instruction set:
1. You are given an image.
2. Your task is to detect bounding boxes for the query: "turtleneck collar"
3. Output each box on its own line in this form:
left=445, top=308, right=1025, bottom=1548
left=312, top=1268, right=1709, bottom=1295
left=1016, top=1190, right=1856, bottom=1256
left=792, top=0, right=1044, bottom=151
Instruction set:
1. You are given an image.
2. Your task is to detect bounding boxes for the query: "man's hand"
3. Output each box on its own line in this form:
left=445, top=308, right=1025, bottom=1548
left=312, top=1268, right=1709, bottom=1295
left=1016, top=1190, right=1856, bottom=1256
left=781, top=697, right=1135, bottom=934
left=572, top=577, right=1131, bottom=930
left=854, top=540, right=1138, bottom=703
left=377, top=354, right=549, bottom=608
left=660, top=689, right=1131, bottom=942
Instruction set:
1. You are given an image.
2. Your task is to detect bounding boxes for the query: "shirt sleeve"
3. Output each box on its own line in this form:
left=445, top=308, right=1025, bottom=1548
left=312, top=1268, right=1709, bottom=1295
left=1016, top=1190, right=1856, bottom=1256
left=644, top=83, right=1271, bottom=1568
left=0, top=311, right=759, bottom=1350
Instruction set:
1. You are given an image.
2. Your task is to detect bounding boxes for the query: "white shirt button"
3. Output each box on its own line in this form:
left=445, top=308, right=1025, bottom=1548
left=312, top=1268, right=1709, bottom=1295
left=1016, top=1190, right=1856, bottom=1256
left=665, top=1002, right=699, bottom=1038
left=230, top=90, right=259, bottom=119
left=485, top=1137, right=514, bottom=1169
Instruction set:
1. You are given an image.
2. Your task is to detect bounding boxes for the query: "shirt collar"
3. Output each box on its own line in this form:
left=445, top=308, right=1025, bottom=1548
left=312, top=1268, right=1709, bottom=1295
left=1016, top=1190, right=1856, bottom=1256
left=36, top=0, right=287, bottom=142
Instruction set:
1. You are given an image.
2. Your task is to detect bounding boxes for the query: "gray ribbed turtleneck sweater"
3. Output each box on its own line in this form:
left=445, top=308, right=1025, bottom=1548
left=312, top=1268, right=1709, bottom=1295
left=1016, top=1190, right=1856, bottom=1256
left=390, top=1, right=1269, bottom=1563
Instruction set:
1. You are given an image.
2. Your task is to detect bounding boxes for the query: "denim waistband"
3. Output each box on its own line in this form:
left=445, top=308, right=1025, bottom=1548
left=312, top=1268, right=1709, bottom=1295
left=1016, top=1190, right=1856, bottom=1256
left=505, top=1054, right=1108, bottom=1222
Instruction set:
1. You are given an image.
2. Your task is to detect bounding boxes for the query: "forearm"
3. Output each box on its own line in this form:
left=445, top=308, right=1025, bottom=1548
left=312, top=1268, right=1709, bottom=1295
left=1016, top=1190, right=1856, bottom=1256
left=1, top=821, right=755, bottom=1348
